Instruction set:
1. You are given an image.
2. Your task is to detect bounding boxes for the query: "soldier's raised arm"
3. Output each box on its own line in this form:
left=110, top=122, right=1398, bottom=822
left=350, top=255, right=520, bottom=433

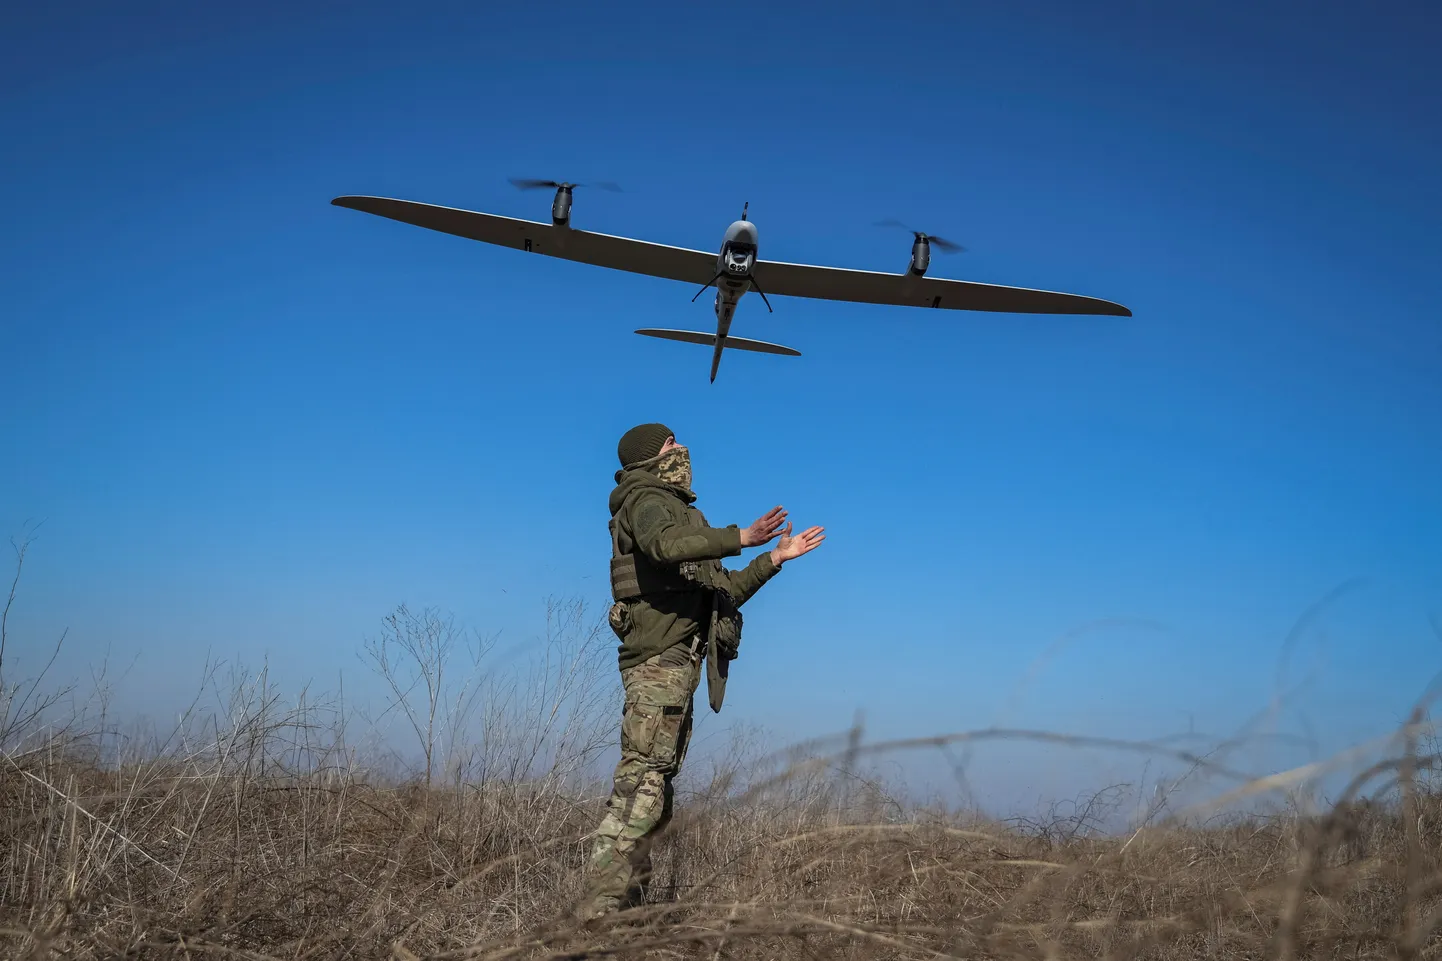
left=629, top=496, right=787, bottom=565
left=716, top=520, right=826, bottom=606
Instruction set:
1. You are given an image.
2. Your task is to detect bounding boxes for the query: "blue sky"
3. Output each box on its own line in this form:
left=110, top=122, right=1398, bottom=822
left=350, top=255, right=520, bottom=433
left=2, top=1, right=1439, bottom=809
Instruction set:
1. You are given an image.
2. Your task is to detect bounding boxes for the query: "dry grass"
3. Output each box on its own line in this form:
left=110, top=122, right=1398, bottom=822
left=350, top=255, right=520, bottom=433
left=2, top=713, right=1439, bottom=960
left=2, top=538, right=1439, bottom=959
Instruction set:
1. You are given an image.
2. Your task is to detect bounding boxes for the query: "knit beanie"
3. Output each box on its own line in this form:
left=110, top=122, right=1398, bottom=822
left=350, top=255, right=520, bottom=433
left=617, top=423, right=674, bottom=468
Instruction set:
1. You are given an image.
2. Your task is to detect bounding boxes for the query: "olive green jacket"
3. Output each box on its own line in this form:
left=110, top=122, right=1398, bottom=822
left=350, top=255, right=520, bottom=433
left=608, top=465, right=780, bottom=670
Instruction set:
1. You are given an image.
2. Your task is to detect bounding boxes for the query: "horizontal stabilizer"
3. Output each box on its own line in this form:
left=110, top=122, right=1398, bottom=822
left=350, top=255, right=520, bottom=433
left=634, top=328, right=801, bottom=357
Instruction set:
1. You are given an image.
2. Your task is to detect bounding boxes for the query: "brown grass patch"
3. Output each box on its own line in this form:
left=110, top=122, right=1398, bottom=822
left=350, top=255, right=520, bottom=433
left=3, top=536, right=1437, bottom=959
left=3, top=705, right=1438, bottom=960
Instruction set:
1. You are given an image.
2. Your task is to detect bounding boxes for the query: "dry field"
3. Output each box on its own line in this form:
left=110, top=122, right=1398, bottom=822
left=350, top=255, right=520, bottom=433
left=3, top=546, right=1438, bottom=959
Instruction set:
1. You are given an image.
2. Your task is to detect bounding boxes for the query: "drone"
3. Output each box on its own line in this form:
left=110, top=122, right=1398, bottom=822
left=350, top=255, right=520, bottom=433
left=331, top=178, right=1131, bottom=382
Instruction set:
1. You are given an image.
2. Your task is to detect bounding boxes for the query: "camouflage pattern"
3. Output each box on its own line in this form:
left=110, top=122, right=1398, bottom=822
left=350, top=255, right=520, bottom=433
left=583, top=641, right=701, bottom=916
left=647, top=445, right=692, bottom=491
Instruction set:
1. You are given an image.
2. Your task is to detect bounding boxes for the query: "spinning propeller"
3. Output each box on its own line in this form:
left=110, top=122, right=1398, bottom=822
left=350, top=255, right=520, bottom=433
left=875, top=219, right=965, bottom=253
left=508, top=178, right=622, bottom=193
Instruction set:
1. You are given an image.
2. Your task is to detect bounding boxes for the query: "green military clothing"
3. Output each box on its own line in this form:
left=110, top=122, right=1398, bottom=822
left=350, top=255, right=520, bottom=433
left=583, top=436, right=782, bottom=918
left=607, top=463, right=780, bottom=671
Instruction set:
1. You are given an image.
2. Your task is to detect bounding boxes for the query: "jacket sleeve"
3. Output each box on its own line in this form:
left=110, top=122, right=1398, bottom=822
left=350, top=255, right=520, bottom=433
left=717, top=551, right=781, bottom=607
left=628, top=491, right=744, bottom=564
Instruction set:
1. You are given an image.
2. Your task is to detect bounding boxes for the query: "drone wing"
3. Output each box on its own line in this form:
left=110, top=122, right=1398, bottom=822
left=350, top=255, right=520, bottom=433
left=332, top=195, right=1130, bottom=317
left=750, top=259, right=1132, bottom=316
left=331, top=196, right=718, bottom=285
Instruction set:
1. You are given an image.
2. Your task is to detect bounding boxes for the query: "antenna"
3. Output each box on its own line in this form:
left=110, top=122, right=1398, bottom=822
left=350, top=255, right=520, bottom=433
left=741, top=201, right=748, bottom=222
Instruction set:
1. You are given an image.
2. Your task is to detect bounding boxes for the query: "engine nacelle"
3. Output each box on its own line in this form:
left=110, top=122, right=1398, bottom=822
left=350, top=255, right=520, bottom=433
left=551, top=186, right=573, bottom=227
left=908, top=236, right=930, bottom=277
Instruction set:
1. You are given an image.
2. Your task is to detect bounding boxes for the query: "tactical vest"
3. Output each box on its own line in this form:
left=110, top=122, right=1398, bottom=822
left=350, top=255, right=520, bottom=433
left=608, top=485, right=744, bottom=713
left=608, top=488, right=721, bottom=601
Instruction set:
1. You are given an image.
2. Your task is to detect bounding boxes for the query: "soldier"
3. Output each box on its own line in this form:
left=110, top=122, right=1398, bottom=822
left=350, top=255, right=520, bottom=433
left=581, top=422, right=825, bottom=918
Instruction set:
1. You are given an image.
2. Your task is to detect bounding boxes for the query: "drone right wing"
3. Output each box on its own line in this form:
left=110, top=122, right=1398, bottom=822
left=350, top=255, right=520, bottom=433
left=751, top=258, right=1132, bottom=316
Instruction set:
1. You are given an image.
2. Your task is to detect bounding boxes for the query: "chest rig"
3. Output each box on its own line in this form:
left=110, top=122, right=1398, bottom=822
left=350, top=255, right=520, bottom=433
left=608, top=489, right=722, bottom=601
left=607, top=486, right=743, bottom=713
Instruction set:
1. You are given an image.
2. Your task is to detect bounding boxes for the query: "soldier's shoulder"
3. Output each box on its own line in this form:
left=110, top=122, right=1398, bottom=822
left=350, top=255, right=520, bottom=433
left=636, top=486, right=687, bottom=511
left=615, top=483, right=676, bottom=518
left=629, top=487, right=689, bottom=533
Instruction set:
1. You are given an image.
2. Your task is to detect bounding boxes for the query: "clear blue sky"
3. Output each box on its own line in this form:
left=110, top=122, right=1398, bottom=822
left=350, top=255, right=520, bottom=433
left=2, top=1, right=1438, bottom=808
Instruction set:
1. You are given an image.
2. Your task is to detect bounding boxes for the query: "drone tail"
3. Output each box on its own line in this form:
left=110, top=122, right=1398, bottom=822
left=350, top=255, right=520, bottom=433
left=633, top=329, right=801, bottom=357
left=634, top=329, right=800, bottom=380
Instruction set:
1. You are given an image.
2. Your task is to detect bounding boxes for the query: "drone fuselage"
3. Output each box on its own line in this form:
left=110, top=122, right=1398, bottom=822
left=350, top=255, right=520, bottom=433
left=714, top=221, right=758, bottom=312
left=706, top=219, right=759, bottom=375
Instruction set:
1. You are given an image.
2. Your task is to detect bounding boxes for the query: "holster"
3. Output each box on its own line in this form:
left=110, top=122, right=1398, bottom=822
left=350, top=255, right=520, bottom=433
left=705, top=587, right=742, bottom=713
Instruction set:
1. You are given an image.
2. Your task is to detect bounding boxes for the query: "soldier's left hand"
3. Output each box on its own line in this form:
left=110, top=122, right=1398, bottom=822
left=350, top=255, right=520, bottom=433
left=770, top=523, right=826, bottom=567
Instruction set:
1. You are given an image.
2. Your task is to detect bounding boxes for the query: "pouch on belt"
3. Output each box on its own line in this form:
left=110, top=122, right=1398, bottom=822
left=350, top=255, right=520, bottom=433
left=705, top=588, right=742, bottom=713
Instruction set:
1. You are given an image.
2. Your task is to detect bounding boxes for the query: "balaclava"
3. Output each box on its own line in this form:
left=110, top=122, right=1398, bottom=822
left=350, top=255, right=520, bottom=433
left=646, top=445, right=692, bottom=491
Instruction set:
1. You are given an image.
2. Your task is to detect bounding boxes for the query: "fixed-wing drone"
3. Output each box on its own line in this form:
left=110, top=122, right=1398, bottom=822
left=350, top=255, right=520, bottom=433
left=331, top=180, right=1131, bottom=382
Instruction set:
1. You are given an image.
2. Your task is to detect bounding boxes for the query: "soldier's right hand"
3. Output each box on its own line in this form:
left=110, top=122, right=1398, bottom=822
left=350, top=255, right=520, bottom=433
left=740, top=505, right=788, bottom=547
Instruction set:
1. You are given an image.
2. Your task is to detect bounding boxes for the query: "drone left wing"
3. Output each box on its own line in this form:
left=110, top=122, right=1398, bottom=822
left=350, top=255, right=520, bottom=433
left=331, top=196, right=719, bottom=286
left=751, top=258, right=1132, bottom=317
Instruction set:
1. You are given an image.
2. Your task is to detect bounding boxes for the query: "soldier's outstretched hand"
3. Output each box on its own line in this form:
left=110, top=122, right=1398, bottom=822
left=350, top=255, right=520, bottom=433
left=770, top=523, right=826, bottom=567
left=741, top=506, right=788, bottom=547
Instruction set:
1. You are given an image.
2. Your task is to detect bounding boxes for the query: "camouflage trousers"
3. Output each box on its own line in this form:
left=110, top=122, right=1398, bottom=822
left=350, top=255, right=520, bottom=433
left=582, top=639, right=702, bottom=916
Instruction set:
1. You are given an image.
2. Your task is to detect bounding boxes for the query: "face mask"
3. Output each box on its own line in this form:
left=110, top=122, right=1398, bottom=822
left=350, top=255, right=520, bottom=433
left=650, top=445, right=692, bottom=491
